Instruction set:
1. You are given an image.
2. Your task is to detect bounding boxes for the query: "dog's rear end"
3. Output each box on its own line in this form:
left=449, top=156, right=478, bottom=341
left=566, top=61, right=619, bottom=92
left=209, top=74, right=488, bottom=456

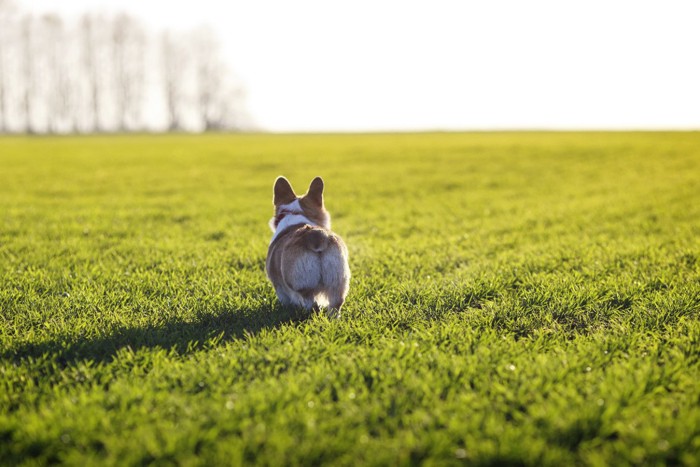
left=268, top=225, right=349, bottom=312
left=266, top=176, right=350, bottom=316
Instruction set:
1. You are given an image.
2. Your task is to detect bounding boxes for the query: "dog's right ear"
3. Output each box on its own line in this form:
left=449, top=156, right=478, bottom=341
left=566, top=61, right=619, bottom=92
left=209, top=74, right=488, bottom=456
left=305, top=176, right=324, bottom=207
left=273, top=176, right=297, bottom=206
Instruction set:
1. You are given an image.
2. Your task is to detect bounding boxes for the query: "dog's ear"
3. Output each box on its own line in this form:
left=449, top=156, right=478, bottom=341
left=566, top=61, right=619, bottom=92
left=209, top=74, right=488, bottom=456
left=305, top=176, right=324, bottom=206
left=273, top=176, right=296, bottom=206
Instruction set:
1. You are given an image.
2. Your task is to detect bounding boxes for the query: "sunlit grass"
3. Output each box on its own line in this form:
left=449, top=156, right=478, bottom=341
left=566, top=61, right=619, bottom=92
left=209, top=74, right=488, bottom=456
left=1, top=132, right=699, bottom=465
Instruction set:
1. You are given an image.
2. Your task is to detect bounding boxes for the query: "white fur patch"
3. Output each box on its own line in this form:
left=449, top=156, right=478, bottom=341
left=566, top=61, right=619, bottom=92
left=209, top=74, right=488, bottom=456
left=271, top=214, right=314, bottom=242
left=281, top=199, right=302, bottom=212
left=270, top=199, right=316, bottom=243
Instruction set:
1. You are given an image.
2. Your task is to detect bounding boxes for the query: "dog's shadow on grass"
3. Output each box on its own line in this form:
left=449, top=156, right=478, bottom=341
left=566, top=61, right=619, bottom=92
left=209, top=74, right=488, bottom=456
left=3, top=304, right=310, bottom=368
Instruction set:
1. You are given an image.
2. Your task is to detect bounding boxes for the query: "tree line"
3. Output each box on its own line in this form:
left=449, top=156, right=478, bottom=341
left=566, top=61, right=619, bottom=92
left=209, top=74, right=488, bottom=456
left=0, top=1, right=250, bottom=134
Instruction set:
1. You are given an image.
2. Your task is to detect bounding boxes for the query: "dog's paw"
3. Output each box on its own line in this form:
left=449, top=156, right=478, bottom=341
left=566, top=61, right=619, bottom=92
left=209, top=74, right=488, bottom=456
left=325, top=308, right=341, bottom=320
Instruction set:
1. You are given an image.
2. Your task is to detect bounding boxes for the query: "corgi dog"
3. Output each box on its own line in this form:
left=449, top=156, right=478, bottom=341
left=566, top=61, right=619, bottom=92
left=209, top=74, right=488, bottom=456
left=266, top=176, right=350, bottom=317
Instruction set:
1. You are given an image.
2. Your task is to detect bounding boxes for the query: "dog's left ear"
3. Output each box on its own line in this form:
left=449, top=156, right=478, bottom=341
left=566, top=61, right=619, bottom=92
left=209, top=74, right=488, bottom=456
left=273, top=176, right=297, bottom=206
left=306, top=177, right=324, bottom=206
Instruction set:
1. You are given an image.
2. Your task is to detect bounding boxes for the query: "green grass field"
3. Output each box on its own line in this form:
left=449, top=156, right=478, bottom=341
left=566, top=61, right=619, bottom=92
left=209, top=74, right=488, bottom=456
left=1, top=132, right=699, bottom=465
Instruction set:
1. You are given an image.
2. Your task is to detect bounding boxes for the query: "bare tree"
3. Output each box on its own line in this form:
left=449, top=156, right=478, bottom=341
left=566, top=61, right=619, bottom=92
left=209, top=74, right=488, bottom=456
left=20, top=14, right=37, bottom=133
left=0, top=1, right=9, bottom=132
left=111, top=14, right=126, bottom=131
left=80, top=14, right=103, bottom=132
left=192, top=26, right=249, bottom=132
left=192, top=27, right=224, bottom=131
left=111, top=13, right=146, bottom=131
left=43, top=14, right=76, bottom=133
left=0, top=50, right=4, bottom=132
left=161, top=31, right=190, bottom=131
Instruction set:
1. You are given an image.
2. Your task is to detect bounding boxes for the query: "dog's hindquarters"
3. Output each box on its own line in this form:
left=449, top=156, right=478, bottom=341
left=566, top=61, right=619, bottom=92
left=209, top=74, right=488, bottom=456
left=320, top=235, right=350, bottom=310
left=282, top=248, right=322, bottom=309
left=272, top=227, right=350, bottom=313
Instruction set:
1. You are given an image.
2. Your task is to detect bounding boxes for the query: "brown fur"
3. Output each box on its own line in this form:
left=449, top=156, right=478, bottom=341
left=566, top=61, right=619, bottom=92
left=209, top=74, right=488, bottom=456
left=266, top=177, right=350, bottom=317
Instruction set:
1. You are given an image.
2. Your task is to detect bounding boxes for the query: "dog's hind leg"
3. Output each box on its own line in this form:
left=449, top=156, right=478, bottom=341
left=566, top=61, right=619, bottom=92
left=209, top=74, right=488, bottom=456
left=324, top=294, right=345, bottom=319
left=274, top=287, right=293, bottom=307
left=320, top=242, right=349, bottom=319
left=288, top=289, right=317, bottom=311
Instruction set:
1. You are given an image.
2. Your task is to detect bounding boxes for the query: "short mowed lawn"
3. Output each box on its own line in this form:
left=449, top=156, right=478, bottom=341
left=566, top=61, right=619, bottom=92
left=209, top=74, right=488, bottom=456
left=1, top=132, right=699, bottom=465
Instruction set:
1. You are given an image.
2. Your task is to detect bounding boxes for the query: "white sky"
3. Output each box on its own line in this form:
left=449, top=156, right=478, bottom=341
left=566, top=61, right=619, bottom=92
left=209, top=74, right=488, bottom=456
left=22, top=0, right=700, bottom=132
